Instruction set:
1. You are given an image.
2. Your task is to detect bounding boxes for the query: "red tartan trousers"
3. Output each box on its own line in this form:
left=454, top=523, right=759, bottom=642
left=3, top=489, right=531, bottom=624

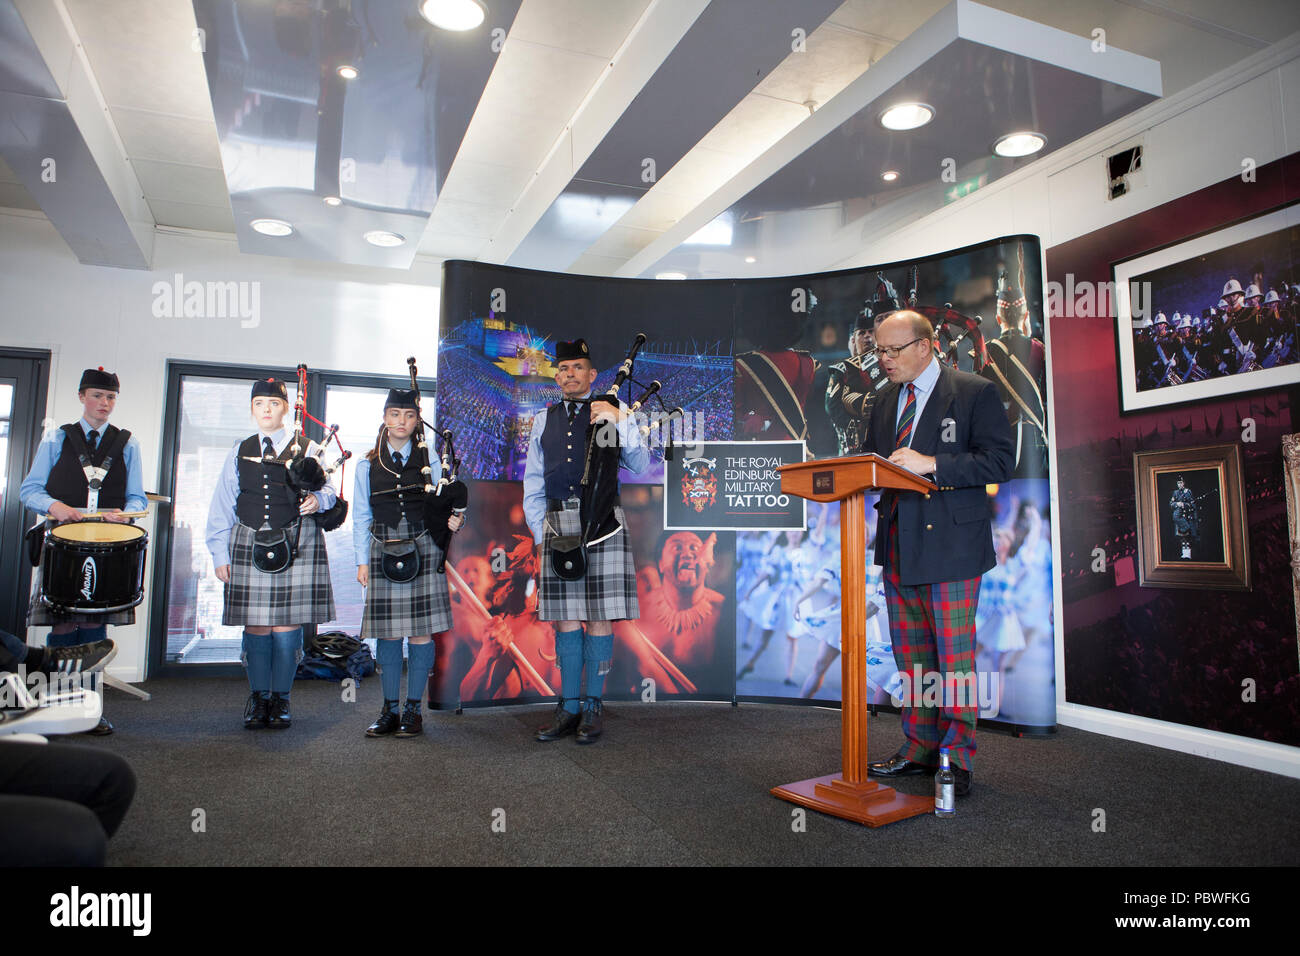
left=881, top=523, right=982, bottom=772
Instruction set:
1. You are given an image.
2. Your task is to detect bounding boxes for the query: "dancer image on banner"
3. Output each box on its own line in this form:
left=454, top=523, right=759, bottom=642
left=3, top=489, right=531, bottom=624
left=18, top=367, right=145, bottom=736
left=972, top=528, right=1026, bottom=714
left=735, top=529, right=808, bottom=688
left=522, top=338, right=651, bottom=744
left=206, top=377, right=339, bottom=730
left=352, top=387, right=467, bottom=739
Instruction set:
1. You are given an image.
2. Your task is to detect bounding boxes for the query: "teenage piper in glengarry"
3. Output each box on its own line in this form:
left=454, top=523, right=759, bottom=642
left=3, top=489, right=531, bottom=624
left=353, top=376, right=467, bottom=739
left=19, top=367, right=146, bottom=736
left=206, top=376, right=339, bottom=731
left=522, top=337, right=651, bottom=744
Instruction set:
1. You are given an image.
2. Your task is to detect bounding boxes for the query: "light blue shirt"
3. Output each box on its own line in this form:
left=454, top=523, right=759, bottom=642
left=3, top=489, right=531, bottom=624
left=522, top=392, right=651, bottom=544
left=893, top=356, right=941, bottom=479
left=351, top=439, right=413, bottom=559
left=893, top=356, right=941, bottom=441
left=19, top=417, right=147, bottom=515
left=205, top=427, right=337, bottom=566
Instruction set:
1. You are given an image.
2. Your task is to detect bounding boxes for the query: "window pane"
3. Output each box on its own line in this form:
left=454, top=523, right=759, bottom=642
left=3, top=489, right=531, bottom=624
left=317, top=384, right=393, bottom=634
left=0, top=381, right=12, bottom=510
left=166, top=375, right=297, bottom=664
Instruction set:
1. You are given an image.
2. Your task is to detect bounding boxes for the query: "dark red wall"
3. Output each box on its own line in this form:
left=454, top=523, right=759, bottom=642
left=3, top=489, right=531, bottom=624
left=1047, top=152, right=1300, bottom=745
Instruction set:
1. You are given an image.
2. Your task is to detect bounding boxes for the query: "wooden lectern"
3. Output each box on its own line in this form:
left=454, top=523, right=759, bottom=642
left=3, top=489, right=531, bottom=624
left=771, top=453, right=937, bottom=827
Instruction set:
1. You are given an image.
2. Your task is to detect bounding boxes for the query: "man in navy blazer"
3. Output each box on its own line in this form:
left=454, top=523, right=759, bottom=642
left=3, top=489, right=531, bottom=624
left=858, top=311, right=1014, bottom=797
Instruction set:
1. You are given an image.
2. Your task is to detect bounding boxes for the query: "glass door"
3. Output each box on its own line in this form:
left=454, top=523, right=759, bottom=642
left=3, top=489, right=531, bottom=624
left=0, top=350, right=50, bottom=636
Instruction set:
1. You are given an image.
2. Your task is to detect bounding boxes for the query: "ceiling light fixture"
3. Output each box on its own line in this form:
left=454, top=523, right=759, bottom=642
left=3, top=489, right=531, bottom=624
left=656, top=271, right=687, bottom=280
left=993, top=131, right=1046, bottom=158
left=323, top=196, right=342, bottom=207
left=744, top=256, right=756, bottom=264
left=418, top=0, right=487, bottom=31
left=879, top=102, right=934, bottom=131
left=250, top=218, right=293, bottom=237
left=337, top=64, right=359, bottom=80
left=881, top=170, right=899, bottom=182
left=364, top=230, right=406, bottom=247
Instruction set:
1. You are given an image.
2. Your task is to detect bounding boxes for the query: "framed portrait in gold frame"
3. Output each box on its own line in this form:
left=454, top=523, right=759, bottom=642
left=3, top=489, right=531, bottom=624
left=1133, top=443, right=1250, bottom=590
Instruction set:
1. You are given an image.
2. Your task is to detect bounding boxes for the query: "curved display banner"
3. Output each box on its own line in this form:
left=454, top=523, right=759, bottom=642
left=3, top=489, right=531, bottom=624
left=433, top=234, right=1055, bottom=731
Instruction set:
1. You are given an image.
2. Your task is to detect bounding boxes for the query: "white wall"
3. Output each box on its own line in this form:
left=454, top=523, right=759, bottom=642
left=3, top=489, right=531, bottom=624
left=0, top=215, right=442, bottom=680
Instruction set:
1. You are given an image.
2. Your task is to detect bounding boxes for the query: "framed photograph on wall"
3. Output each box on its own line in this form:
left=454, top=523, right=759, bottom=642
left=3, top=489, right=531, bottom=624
left=1133, top=443, right=1250, bottom=590
left=1113, top=202, right=1299, bottom=413
left=1283, top=433, right=1300, bottom=666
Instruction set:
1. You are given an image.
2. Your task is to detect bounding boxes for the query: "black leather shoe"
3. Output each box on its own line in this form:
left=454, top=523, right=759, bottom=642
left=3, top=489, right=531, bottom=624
left=953, top=766, right=973, bottom=797
left=576, top=697, right=603, bottom=744
left=536, top=700, right=581, bottom=741
left=396, top=701, right=424, bottom=738
left=84, top=716, right=114, bottom=736
left=365, top=700, right=400, bottom=737
left=244, top=693, right=269, bottom=730
left=867, top=752, right=934, bottom=777
left=266, top=693, right=291, bottom=729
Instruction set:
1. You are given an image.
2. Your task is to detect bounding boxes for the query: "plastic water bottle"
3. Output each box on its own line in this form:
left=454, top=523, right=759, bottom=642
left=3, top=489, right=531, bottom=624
left=934, top=748, right=955, bottom=816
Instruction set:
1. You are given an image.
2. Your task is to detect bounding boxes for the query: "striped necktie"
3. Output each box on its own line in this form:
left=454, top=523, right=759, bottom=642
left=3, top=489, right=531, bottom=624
left=889, top=383, right=917, bottom=520
left=895, top=383, right=916, bottom=450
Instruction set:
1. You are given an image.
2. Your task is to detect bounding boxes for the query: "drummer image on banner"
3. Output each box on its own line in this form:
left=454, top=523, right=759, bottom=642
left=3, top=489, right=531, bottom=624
left=522, top=338, right=650, bottom=744
left=205, top=378, right=337, bottom=731
left=18, top=367, right=146, bottom=736
left=352, top=388, right=466, bottom=739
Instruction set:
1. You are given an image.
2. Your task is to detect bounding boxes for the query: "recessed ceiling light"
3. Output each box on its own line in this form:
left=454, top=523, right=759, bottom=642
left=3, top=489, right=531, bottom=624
left=881, top=170, right=900, bottom=182
left=364, top=230, right=406, bottom=247
left=879, top=102, right=934, bottom=131
left=251, top=218, right=293, bottom=237
left=744, top=256, right=756, bottom=264
left=656, top=271, right=687, bottom=280
left=323, top=196, right=342, bottom=207
left=418, top=0, right=487, bottom=31
left=993, top=131, right=1046, bottom=157
left=337, top=64, right=359, bottom=80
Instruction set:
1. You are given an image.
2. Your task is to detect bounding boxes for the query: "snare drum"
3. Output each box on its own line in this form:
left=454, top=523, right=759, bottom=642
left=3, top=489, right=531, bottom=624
left=40, top=521, right=149, bottom=615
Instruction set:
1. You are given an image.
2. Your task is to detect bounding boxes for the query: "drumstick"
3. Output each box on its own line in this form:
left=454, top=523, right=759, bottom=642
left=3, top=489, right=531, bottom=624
left=41, top=510, right=149, bottom=521
left=622, top=622, right=697, bottom=694
left=444, top=563, right=554, bottom=697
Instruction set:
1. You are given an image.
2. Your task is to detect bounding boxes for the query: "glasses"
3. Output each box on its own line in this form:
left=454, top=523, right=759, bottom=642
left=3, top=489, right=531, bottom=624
left=872, top=337, right=926, bottom=359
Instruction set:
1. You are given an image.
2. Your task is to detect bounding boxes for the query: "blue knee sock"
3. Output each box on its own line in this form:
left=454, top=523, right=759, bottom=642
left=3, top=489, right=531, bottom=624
left=77, top=624, right=108, bottom=643
left=47, top=626, right=98, bottom=649
left=270, top=628, right=302, bottom=695
left=242, top=630, right=272, bottom=695
left=405, top=641, right=435, bottom=712
left=377, top=638, right=404, bottom=702
left=555, top=627, right=583, bottom=714
left=583, top=630, right=614, bottom=700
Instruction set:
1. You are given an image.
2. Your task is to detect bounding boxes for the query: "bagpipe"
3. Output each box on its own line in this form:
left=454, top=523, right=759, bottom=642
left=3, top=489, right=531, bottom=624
left=369, top=357, right=467, bottom=574
left=552, top=333, right=683, bottom=582
left=284, top=364, right=352, bottom=531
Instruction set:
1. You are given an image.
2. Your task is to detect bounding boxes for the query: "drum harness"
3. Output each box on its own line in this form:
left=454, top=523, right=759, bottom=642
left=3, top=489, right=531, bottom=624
left=24, top=425, right=133, bottom=567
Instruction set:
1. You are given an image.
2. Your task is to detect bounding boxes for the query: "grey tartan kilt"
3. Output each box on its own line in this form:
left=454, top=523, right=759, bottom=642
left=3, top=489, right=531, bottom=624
left=539, top=504, right=638, bottom=623
left=222, top=520, right=336, bottom=626
left=361, top=523, right=453, bottom=639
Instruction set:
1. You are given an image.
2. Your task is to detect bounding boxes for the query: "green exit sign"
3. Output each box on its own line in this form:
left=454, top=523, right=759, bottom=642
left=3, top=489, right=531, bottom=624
left=944, top=174, right=988, bottom=204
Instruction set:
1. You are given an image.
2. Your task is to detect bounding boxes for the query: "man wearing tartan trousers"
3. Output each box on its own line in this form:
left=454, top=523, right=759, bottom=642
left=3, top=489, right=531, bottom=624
left=858, top=312, right=1014, bottom=797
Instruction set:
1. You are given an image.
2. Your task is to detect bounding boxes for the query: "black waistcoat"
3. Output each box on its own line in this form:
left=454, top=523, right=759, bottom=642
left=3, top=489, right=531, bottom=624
left=368, top=444, right=426, bottom=529
left=46, top=423, right=128, bottom=510
left=542, top=401, right=593, bottom=501
left=235, top=435, right=298, bottom=529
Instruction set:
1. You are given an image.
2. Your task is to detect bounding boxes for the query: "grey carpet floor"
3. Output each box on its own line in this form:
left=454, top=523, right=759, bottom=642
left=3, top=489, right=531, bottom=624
left=65, top=677, right=1300, bottom=866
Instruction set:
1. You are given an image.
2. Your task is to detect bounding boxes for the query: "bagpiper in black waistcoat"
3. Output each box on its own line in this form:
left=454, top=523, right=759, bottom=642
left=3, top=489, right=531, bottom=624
left=46, top=423, right=129, bottom=510
left=235, top=435, right=299, bottom=530
left=368, top=443, right=427, bottom=530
